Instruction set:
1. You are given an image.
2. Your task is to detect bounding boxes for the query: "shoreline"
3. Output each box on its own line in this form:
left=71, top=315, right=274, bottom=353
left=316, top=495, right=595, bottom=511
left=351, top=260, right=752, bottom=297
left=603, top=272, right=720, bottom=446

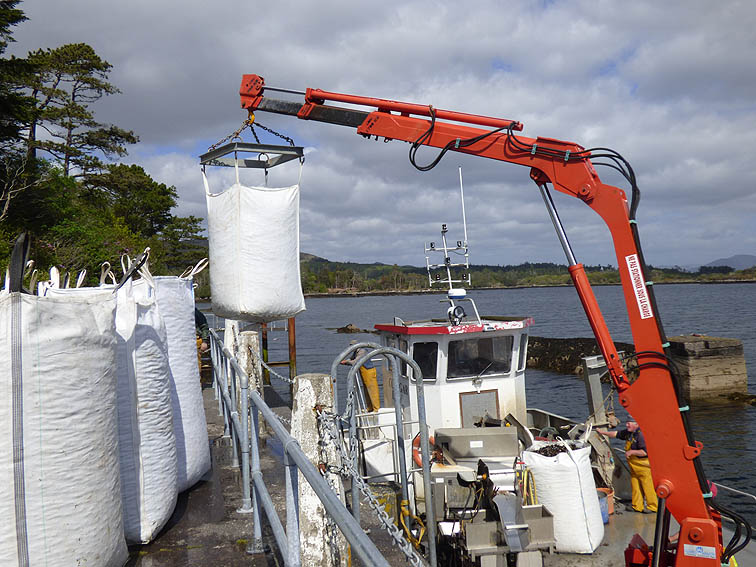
left=299, top=278, right=756, bottom=299
left=194, top=278, right=756, bottom=303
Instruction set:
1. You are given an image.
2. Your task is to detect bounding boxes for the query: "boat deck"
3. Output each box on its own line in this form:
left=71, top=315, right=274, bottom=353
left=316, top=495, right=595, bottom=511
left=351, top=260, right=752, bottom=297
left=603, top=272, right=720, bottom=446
left=127, top=382, right=754, bottom=566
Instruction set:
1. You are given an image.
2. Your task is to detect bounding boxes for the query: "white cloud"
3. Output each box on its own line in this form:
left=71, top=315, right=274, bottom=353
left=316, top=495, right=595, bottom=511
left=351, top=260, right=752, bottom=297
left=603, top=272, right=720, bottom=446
left=10, top=0, right=756, bottom=268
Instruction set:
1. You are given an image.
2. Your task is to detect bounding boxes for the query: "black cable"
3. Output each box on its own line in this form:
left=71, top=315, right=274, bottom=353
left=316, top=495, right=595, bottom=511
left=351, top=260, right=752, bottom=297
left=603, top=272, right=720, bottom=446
left=408, top=106, right=509, bottom=172
left=710, top=499, right=753, bottom=563
left=503, top=124, right=642, bottom=218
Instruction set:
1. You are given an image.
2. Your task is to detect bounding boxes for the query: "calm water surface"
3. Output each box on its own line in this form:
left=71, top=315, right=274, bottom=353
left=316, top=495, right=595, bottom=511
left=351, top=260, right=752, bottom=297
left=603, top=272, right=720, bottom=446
left=207, top=282, right=756, bottom=522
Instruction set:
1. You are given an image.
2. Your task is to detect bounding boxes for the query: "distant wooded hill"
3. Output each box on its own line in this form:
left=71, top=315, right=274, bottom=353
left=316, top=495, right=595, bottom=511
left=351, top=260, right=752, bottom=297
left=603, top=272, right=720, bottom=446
left=704, top=254, right=756, bottom=271
left=298, top=253, right=756, bottom=293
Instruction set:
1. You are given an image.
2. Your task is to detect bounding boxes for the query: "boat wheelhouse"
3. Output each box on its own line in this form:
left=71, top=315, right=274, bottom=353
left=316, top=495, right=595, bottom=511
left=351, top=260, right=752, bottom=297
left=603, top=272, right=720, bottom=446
left=374, top=315, right=534, bottom=431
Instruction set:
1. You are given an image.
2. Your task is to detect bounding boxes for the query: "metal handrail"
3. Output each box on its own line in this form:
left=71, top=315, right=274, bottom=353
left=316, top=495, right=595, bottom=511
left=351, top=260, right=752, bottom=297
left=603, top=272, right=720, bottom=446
left=208, top=328, right=391, bottom=567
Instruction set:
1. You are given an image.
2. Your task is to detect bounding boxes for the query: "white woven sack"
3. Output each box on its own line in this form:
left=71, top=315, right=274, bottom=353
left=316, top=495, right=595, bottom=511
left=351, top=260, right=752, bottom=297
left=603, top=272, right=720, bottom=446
left=48, top=280, right=179, bottom=543
left=152, top=271, right=211, bottom=491
left=203, top=167, right=306, bottom=322
left=122, top=279, right=179, bottom=542
left=522, top=441, right=604, bottom=553
left=0, top=292, right=128, bottom=567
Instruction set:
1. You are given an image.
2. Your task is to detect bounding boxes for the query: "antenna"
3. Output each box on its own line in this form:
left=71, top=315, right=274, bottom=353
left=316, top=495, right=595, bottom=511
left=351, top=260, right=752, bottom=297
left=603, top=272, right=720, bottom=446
left=423, top=168, right=480, bottom=325
left=459, top=166, right=468, bottom=248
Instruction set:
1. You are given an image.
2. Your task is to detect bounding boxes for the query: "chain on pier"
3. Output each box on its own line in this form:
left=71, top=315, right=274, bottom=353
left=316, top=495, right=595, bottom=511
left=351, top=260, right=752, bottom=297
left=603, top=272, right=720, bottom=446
left=259, top=358, right=295, bottom=384
left=317, top=411, right=428, bottom=567
left=272, top=410, right=291, bottom=427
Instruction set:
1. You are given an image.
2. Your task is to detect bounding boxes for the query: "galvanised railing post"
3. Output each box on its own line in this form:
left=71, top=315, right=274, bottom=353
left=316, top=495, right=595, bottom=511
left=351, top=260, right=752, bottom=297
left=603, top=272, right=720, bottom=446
left=222, top=356, right=231, bottom=437
left=246, top=401, right=265, bottom=554
left=228, top=365, right=240, bottom=468
left=284, top=448, right=301, bottom=567
left=209, top=334, right=218, bottom=399
left=235, top=358, right=253, bottom=514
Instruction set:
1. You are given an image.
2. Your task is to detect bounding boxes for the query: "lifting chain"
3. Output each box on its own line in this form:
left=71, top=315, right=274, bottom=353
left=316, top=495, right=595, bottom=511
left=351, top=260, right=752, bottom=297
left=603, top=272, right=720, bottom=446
left=206, top=116, right=299, bottom=154
left=206, top=118, right=254, bottom=152
left=260, top=358, right=294, bottom=384
left=316, top=411, right=429, bottom=567
left=250, top=120, right=297, bottom=147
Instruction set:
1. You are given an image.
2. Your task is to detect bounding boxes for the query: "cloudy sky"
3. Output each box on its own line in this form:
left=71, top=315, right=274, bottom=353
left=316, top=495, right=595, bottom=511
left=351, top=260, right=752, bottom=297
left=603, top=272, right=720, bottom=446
left=10, top=0, right=756, bottom=268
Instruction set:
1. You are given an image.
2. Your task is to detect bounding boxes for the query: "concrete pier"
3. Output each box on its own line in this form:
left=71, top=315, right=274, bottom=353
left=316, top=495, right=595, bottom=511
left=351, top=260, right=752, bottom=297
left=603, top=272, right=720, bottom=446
left=667, top=334, right=748, bottom=401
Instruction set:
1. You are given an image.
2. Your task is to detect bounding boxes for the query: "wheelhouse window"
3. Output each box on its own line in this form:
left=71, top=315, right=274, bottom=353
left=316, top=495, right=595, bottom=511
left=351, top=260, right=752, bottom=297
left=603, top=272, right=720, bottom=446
left=517, top=334, right=528, bottom=371
left=447, top=336, right=514, bottom=379
left=399, top=338, right=409, bottom=377
left=412, top=342, right=438, bottom=381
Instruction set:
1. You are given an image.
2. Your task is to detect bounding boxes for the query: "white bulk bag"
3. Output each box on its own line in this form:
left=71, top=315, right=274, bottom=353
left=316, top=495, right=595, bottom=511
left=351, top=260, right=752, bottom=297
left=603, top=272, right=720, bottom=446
left=522, top=441, right=604, bottom=553
left=47, top=280, right=179, bottom=544
left=122, top=279, right=179, bottom=542
left=203, top=167, right=306, bottom=322
left=151, top=264, right=211, bottom=491
left=0, top=292, right=128, bottom=567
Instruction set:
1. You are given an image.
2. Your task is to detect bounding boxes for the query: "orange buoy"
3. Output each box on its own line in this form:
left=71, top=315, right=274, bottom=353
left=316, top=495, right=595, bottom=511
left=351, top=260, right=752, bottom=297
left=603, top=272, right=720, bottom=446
left=412, top=434, right=436, bottom=467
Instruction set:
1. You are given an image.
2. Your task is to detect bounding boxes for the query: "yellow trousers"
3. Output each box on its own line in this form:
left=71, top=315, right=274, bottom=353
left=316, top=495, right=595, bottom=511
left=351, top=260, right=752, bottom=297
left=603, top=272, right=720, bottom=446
left=628, top=455, right=658, bottom=512
left=359, top=366, right=381, bottom=411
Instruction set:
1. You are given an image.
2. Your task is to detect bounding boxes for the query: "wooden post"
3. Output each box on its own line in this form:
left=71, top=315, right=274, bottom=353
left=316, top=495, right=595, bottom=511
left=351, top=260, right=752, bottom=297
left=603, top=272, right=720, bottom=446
left=288, top=317, right=297, bottom=398
left=261, top=322, right=271, bottom=385
left=292, top=373, right=348, bottom=567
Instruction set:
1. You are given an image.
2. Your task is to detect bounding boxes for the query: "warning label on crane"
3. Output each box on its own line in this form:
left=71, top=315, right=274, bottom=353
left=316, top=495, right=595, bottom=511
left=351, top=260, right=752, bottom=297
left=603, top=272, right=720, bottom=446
left=625, top=254, right=654, bottom=319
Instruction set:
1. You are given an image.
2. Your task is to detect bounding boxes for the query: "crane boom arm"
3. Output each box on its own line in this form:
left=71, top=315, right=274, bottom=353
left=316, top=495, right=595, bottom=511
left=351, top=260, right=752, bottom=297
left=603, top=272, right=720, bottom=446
left=240, top=74, right=724, bottom=565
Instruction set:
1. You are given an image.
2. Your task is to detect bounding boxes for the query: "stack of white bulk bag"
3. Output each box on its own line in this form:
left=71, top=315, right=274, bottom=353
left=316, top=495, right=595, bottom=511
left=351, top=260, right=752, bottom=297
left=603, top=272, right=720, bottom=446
left=0, top=291, right=128, bottom=566
left=203, top=167, right=306, bottom=322
left=47, top=276, right=178, bottom=544
left=522, top=440, right=604, bottom=553
left=121, top=279, right=178, bottom=542
left=151, top=260, right=211, bottom=491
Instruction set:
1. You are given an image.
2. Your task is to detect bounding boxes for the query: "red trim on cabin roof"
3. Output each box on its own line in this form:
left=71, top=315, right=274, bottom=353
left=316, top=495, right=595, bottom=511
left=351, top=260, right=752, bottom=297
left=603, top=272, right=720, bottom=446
left=374, top=317, right=534, bottom=336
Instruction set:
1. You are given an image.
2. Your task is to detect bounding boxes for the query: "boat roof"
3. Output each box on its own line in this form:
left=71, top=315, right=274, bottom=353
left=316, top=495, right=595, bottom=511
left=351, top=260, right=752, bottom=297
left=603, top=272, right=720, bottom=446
left=374, top=316, right=534, bottom=336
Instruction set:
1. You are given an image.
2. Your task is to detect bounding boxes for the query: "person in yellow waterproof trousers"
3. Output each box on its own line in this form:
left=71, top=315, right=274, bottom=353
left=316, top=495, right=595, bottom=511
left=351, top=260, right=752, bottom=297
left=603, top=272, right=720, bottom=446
left=598, top=420, right=658, bottom=513
left=340, top=342, right=381, bottom=411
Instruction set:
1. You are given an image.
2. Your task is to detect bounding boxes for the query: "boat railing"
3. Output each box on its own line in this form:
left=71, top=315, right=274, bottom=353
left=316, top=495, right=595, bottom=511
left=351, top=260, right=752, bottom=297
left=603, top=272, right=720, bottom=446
left=329, top=342, right=438, bottom=566
left=208, top=328, right=395, bottom=567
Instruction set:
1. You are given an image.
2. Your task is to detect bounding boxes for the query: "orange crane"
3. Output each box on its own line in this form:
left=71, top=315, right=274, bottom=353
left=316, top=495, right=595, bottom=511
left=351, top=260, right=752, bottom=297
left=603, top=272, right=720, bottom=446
left=238, top=74, right=751, bottom=566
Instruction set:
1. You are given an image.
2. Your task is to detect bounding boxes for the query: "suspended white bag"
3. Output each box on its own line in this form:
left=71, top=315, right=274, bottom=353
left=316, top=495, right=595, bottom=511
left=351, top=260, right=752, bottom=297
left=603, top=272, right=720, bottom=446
left=151, top=260, right=211, bottom=491
left=47, top=276, right=179, bottom=544
left=0, top=292, right=128, bottom=567
left=203, top=163, right=306, bottom=322
left=522, top=440, right=604, bottom=553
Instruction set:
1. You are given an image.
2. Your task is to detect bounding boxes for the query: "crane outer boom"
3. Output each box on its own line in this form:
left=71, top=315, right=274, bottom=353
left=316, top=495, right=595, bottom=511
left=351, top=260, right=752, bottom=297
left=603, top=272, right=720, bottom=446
left=240, top=74, right=723, bottom=566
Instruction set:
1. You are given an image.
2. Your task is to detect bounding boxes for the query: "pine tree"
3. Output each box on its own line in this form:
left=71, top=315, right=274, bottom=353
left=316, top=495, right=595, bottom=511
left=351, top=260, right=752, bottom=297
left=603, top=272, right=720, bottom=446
left=23, top=42, right=138, bottom=175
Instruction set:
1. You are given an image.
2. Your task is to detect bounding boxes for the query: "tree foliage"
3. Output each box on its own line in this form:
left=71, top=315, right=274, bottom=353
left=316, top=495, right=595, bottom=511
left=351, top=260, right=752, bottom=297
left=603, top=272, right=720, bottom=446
left=84, top=164, right=177, bottom=236
left=22, top=42, right=138, bottom=175
left=0, top=3, right=205, bottom=284
left=0, top=0, right=30, bottom=149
